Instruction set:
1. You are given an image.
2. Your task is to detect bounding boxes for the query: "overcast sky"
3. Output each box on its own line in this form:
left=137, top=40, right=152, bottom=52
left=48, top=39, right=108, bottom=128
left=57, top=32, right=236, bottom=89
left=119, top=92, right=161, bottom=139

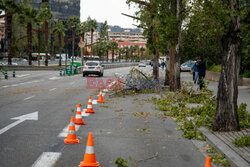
left=81, top=0, right=138, bottom=28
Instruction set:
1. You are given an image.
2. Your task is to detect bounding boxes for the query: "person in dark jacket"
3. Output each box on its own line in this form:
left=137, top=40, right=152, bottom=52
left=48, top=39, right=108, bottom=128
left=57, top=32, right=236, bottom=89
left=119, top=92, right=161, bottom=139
left=196, top=57, right=206, bottom=90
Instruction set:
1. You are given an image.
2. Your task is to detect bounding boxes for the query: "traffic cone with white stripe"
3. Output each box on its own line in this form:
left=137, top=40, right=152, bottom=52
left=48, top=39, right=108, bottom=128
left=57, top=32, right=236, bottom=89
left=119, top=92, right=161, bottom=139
left=75, top=103, right=85, bottom=125
left=86, top=96, right=95, bottom=114
left=204, top=156, right=211, bottom=167
left=79, top=132, right=99, bottom=167
left=64, top=116, right=79, bottom=144
left=97, top=90, right=104, bottom=103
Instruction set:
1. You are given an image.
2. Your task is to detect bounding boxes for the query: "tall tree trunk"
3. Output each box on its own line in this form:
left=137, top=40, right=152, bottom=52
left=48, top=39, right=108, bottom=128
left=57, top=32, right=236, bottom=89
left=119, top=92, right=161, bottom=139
left=106, top=50, right=109, bottom=62
left=165, top=47, right=170, bottom=85
left=64, top=38, right=68, bottom=66
left=91, top=29, right=93, bottom=56
left=153, top=49, right=159, bottom=79
left=81, top=34, right=85, bottom=66
left=37, top=29, right=41, bottom=66
left=27, top=22, right=32, bottom=65
left=173, top=0, right=182, bottom=90
left=213, top=0, right=241, bottom=131
left=169, top=47, right=175, bottom=91
left=72, top=28, right=75, bottom=63
left=59, top=33, right=62, bottom=67
left=45, top=21, right=49, bottom=66
left=119, top=52, right=121, bottom=62
left=112, top=49, right=114, bottom=63
left=7, top=15, right=12, bottom=65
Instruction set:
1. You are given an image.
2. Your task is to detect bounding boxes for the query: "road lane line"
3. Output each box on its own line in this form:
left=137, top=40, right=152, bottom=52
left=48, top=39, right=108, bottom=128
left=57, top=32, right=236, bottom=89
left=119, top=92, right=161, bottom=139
left=31, top=152, right=61, bottom=167
left=49, top=88, right=57, bottom=91
left=11, top=84, right=18, bottom=87
left=2, top=85, right=9, bottom=88
left=23, top=95, right=35, bottom=101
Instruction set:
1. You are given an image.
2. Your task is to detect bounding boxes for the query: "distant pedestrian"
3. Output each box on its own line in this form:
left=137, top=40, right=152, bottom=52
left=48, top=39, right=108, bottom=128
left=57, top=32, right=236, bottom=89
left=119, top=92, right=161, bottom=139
left=196, top=57, right=206, bottom=90
left=192, top=59, right=199, bottom=84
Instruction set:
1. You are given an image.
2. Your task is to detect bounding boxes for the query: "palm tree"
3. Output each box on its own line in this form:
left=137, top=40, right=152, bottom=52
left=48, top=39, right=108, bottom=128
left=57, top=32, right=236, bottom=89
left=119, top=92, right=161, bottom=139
left=39, top=2, right=52, bottom=66
left=87, top=19, right=98, bottom=56
left=117, top=47, right=125, bottom=62
left=0, top=0, right=21, bottom=65
left=105, top=42, right=111, bottom=62
left=140, top=47, right=146, bottom=60
left=67, top=16, right=80, bottom=64
left=130, top=46, right=136, bottom=62
left=53, top=20, right=66, bottom=67
left=110, top=41, right=118, bottom=63
left=123, top=46, right=129, bottom=62
left=18, top=4, right=37, bottom=65
left=77, top=21, right=89, bottom=64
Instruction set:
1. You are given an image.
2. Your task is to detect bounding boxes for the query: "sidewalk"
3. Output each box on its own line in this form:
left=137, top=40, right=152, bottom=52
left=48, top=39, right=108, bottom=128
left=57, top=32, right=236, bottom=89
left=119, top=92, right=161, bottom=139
left=159, top=69, right=250, bottom=167
left=93, top=93, right=207, bottom=166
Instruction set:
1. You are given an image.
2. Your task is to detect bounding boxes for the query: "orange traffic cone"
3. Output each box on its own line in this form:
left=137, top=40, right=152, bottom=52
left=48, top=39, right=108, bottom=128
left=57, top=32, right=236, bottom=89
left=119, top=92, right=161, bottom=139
left=86, top=96, right=95, bottom=114
left=64, top=116, right=79, bottom=144
left=79, top=132, right=99, bottom=167
left=204, top=156, right=211, bottom=167
left=75, top=103, right=85, bottom=125
left=97, top=90, right=104, bottom=103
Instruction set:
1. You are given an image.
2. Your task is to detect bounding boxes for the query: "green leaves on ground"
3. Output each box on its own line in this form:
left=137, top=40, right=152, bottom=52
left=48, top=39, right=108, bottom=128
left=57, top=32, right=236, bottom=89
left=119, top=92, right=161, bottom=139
left=237, top=103, right=250, bottom=129
left=233, top=135, right=250, bottom=147
left=153, top=87, right=249, bottom=141
left=211, top=153, right=230, bottom=167
left=153, top=87, right=214, bottom=140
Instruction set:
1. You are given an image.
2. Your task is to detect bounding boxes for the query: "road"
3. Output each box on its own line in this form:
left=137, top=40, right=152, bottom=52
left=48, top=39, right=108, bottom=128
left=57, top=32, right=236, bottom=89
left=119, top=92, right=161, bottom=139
left=1, top=66, right=248, bottom=166
left=0, top=68, right=128, bottom=167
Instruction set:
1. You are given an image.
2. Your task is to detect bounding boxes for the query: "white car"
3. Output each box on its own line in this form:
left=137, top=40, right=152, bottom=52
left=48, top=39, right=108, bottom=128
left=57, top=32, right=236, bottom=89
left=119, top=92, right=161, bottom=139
left=83, top=61, right=104, bottom=77
left=138, top=62, right=146, bottom=67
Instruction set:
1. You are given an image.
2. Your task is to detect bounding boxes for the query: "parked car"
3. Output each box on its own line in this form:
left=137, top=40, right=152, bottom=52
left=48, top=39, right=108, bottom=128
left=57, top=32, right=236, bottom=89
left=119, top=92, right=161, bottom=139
left=138, top=62, right=146, bottom=67
left=180, top=60, right=195, bottom=72
left=83, top=61, right=104, bottom=77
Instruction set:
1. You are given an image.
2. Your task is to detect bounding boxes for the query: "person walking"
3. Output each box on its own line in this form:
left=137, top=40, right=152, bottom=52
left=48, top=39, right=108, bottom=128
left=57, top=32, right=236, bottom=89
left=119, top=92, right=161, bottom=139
left=192, top=59, right=199, bottom=84
left=196, top=57, right=206, bottom=90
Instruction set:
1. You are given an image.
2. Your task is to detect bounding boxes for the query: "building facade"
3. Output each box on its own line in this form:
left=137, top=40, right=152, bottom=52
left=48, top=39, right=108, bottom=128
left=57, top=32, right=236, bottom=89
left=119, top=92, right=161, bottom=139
left=16, top=0, right=80, bottom=21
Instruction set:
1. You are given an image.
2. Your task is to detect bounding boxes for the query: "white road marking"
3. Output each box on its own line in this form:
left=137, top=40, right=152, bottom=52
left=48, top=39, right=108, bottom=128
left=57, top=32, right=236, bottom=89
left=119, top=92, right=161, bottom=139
left=49, top=88, right=57, bottom=91
left=24, top=95, right=35, bottom=101
left=31, top=152, right=61, bottom=167
left=2, top=85, right=9, bottom=88
left=92, top=100, right=98, bottom=104
left=57, top=111, right=89, bottom=138
left=0, top=111, right=38, bottom=135
left=69, top=81, right=75, bottom=85
left=16, top=74, right=30, bottom=78
left=11, top=84, right=18, bottom=87
left=49, top=77, right=60, bottom=80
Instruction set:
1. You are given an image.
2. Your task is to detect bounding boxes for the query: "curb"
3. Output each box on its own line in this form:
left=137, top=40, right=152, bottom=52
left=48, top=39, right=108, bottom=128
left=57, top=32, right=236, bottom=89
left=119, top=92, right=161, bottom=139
left=198, top=127, right=249, bottom=167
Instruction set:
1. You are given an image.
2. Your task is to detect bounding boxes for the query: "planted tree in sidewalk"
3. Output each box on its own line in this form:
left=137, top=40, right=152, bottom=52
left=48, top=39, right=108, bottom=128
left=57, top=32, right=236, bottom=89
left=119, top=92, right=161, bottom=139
left=213, top=0, right=242, bottom=131
left=67, top=16, right=80, bottom=63
left=126, top=0, right=160, bottom=79
left=53, top=20, right=66, bottom=67
left=0, top=0, right=21, bottom=65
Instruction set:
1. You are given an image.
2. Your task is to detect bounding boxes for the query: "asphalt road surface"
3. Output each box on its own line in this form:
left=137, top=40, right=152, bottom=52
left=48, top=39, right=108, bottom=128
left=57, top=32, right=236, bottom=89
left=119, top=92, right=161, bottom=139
left=1, top=66, right=247, bottom=167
